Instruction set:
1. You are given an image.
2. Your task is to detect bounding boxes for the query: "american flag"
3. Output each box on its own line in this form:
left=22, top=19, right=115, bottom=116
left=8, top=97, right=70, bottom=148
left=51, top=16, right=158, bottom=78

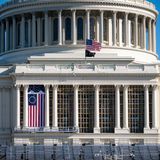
left=28, top=90, right=45, bottom=127
left=86, top=39, right=101, bottom=51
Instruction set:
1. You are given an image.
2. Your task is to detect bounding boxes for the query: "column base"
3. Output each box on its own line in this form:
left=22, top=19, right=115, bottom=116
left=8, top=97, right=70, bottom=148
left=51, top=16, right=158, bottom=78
left=74, top=127, right=79, bottom=133
left=94, top=127, right=100, bottom=133
left=114, top=128, right=124, bottom=133
left=144, top=128, right=158, bottom=134
left=43, top=127, right=51, bottom=131
left=115, top=128, right=130, bottom=134
left=51, top=127, right=59, bottom=132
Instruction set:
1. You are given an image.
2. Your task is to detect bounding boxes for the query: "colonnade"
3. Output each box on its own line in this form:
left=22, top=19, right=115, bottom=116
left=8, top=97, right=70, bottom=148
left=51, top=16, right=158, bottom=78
left=0, top=10, right=156, bottom=53
left=15, top=84, right=158, bottom=133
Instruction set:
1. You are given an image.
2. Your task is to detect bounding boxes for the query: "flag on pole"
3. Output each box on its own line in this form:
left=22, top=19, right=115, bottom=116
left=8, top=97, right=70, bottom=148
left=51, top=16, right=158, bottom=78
left=86, top=39, right=101, bottom=52
left=28, top=90, right=45, bottom=127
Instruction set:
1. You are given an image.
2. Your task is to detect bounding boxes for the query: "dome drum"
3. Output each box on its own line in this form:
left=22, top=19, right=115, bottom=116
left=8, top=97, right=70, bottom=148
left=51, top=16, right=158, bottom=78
left=0, top=7, right=158, bottom=63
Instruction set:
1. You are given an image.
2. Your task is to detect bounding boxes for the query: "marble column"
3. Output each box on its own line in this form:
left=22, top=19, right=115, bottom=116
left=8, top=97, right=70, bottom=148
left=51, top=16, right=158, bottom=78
left=113, top=11, right=117, bottom=46
left=0, top=21, right=4, bottom=52
left=72, top=10, right=77, bottom=45
left=52, top=85, right=58, bottom=131
left=28, top=19, right=31, bottom=47
left=12, top=16, right=16, bottom=49
left=58, top=10, right=62, bottom=45
left=125, top=13, right=129, bottom=47
left=6, top=19, right=9, bottom=51
left=16, top=85, right=21, bottom=129
left=134, top=14, right=138, bottom=48
left=74, top=85, right=79, bottom=131
left=44, top=11, right=49, bottom=46
left=152, top=85, right=158, bottom=129
left=152, top=21, right=156, bottom=53
left=21, top=14, right=25, bottom=48
left=94, top=85, right=100, bottom=133
left=108, top=17, right=112, bottom=46
left=118, top=18, right=123, bottom=47
left=86, top=10, right=90, bottom=39
left=123, top=85, right=129, bottom=132
left=115, top=85, right=120, bottom=129
left=32, top=12, right=36, bottom=47
left=148, top=18, right=152, bottom=51
left=23, top=85, right=29, bottom=129
left=45, top=85, right=50, bottom=129
left=143, top=16, right=146, bottom=50
left=100, top=10, right=104, bottom=44
left=144, top=85, right=150, bottom=131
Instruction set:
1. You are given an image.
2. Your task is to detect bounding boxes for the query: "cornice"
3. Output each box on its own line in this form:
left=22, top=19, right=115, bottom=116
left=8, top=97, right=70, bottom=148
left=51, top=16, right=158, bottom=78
left=0, top=0, right=158, bottom=20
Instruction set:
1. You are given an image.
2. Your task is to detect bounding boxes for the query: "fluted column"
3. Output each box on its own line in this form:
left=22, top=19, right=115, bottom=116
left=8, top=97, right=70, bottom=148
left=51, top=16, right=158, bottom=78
left=148, top=18, right=152, bottom=51
left=115, top=85, right=120, bottom=129
left=134, top=14, right=138, bottom=48
left=45, top=85, right=50, bottom=129
left=37, top=18, right=41, bottom=46
left=28, top=19, right=31, bottom=47
left=118, top=18, right=123, bottom=47
left=58, top=10, right=62, bottom=45
left=113, top=11, right=117, bottom=46
left=74, top=85, right=79, bottom=131
left=144, top=85, right=149, bottom=129
left=152, top=21, right=156, bottom=53
left=15, top=85, right=20, bottom=129
left=143, top=16, right=146, bottom=50
left=128, top=20, right=131, bottom=47
left=32, top=13, right=36, bottom=47
left=52, top=85, right=58, bottom=131
left=6, top=19, right=9, bottom=51
left=123, top=85, right=129, bottom=132
left=21, top=14, right=25, bottom=48
left=108, top=17, right=112, bottom=46
left=23, top=85, right=29, bottom=129
left=12, top=16, right=16, bottom=49
left=152, top=85, right=158, bottom=129
left=100, top=10, right=104, bottom=44
left=44, top=11, right=49, bottom=46
left=86, top=10, right=90, bottom=39
left=125, top=13, right=129, bottom=47
left=94, top=85, right=100, bottom=133
left=72, top=10, right=77, bottom=45
left=0, top=21, right=4, bottom=52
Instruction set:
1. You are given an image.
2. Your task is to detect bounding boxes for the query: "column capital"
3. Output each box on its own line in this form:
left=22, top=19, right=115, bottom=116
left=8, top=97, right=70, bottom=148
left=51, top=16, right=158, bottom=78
left=94, top=85, right=100, bottom=89
left=23, top=85, right=29, bottom=89
left=44, top=84, right=50, bottom=89
left=113, top=11, right=117, bottom=14
left=152, top=85, right=158, bottom=90
left=73, top=85, right=79, bottom=89
left=135, top=14, right=138, bottom=19
left=123, top=85, right=129, bottom=89
left=144, top=85, right=149, bottom=90
left=100, top=10, right=104, bottom=13
left=86, top=10, right=90, bottom=13
left=115, top=85, right=121, bottom=89
left=15, top=85, right=21, bottom=89
left=71, top=9, right=76, bottom=13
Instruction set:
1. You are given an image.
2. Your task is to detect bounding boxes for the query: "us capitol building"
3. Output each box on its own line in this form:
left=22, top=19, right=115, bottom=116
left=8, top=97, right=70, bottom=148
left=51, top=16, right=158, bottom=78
left=0, top=0, right=159, bottom=146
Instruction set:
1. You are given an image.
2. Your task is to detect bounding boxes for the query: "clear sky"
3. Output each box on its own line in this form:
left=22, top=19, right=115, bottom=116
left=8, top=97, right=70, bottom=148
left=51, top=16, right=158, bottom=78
left=0, top=0, right=160, bottom=56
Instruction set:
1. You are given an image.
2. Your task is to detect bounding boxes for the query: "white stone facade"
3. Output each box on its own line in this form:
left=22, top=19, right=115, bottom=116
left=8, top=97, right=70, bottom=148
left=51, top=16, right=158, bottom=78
left=0, top=0, right=159, bottom=145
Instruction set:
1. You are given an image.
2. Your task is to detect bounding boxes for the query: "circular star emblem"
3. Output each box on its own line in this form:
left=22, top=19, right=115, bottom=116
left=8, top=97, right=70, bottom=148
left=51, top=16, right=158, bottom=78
left=29, top=95, right=36, bottom=104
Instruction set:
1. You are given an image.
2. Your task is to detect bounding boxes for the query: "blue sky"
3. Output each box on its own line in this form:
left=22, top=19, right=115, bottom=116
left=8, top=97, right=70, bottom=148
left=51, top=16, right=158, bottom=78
left=0, top=0, right=160, bottom=56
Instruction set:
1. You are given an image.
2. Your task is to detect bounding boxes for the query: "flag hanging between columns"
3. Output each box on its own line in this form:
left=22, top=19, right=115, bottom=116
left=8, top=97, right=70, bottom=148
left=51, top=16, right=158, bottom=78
left=28, top=90, right=45, bottom=127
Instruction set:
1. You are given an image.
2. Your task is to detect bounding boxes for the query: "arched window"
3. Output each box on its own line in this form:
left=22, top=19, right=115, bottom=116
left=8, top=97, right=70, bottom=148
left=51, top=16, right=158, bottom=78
left=90, top=17, right=96, bottom=40
left=77, top=17, right=83, bottom=40
left=65, top=17, right=71, bottom=41
left=53, top=18, right=58, bottom=41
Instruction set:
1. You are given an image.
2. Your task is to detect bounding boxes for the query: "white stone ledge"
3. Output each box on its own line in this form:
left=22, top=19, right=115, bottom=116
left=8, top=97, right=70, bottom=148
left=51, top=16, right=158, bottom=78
left=13, top=63, right=159, bottom=75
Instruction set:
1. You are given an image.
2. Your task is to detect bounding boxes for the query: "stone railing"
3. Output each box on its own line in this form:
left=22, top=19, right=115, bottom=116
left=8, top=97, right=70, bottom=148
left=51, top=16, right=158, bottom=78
left=13, top=63, right=159, bottom=74
left=0, top=0, right=155, bottom=10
